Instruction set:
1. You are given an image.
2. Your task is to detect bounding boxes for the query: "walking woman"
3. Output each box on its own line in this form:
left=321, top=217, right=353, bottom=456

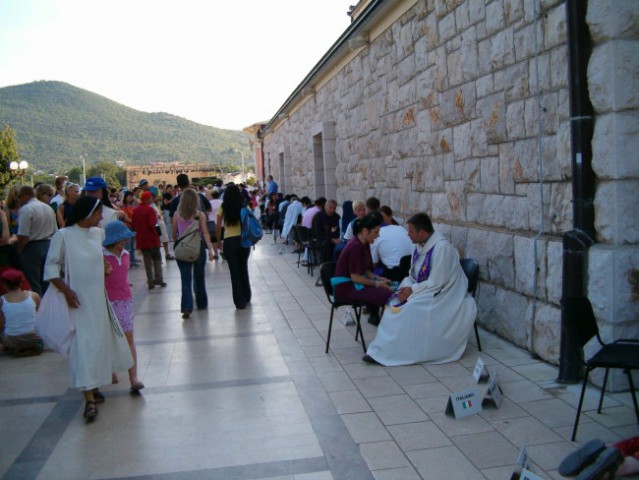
left=171, top=189, right=214, bottom=319
left=43, top=196, right=132, bottom=421
left=215, top=183, right=251, bottom=310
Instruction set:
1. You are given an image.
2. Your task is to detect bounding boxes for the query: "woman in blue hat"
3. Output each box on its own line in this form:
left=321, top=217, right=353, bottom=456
left=103, top=221, right=144, bottom=393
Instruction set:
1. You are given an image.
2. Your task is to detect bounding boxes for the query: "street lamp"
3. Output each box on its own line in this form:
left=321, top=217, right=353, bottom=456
left=10, top=160, right=29, bottom=184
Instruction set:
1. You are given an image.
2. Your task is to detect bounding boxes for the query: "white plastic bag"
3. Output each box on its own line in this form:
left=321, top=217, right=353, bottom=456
left=35, top=285, right=75, bottom=357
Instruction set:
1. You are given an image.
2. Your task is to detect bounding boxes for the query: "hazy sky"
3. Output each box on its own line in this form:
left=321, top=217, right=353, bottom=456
left=0, top=0, right=351, bottom=130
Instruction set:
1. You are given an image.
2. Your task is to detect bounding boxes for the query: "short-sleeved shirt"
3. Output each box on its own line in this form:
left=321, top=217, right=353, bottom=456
left=335, top=237, right=372, bottom=279
left=17, top=198, right=58, bottom=241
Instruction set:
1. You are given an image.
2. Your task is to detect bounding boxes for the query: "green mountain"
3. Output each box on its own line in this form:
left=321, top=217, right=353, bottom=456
left=0, top=81, right=251, bottom=173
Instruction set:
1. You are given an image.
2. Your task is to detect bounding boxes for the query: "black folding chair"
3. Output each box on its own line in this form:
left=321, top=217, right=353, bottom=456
left=293, top=225, right=316, bottom=276
left=459, top=258, right=482, bottom=351
left=562, top=296, right=639, bottom=441
left=320, top=262, right=367, bottom=354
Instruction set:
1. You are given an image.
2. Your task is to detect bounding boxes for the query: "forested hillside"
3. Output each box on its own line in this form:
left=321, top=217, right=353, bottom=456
left=0, top=81, right=251, bottom=173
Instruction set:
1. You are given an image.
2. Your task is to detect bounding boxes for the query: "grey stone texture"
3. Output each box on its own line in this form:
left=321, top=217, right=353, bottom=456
left=261, top=0, right=639, bottom=382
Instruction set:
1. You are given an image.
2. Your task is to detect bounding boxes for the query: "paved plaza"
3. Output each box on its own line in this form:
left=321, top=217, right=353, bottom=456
left=1, top=237, right=638, bottom=480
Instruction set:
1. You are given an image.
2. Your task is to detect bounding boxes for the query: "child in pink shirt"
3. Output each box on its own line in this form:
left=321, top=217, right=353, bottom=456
left=103, top=221, right=144, bottom=392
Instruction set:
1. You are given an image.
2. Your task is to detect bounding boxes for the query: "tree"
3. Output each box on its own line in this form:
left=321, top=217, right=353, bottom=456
left=87, top=161, right=126, bottom=190
left=0, top=124, right=20, bottom=192
left=65, top=166, right=82, bottom=184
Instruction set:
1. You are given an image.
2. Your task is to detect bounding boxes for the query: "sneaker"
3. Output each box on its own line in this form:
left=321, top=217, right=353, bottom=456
left=165, top=254, right=175, bottom=260
left=154, top=280, right=167, bottom=287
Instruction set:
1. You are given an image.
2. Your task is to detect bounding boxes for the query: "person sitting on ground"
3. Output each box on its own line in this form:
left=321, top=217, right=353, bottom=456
left=312, top=199, right=341, bottom=263
left=0, top=268, right=43, bottom=357
left=371, top=205, right=413, bottom=282
left=334, top=212, right=393, bottom=326
left=364, top=212, right=477, bottom=366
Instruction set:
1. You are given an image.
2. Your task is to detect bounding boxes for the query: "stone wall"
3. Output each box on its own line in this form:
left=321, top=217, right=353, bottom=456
left=262, top=0, right=639, bottom=373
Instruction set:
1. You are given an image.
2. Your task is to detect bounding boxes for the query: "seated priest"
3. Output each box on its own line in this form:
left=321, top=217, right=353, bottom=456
left=364, top=212, right=477, bottom=366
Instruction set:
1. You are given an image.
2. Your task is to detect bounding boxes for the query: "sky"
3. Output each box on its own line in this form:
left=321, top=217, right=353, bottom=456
left=0, top=0, right=352, bottom=130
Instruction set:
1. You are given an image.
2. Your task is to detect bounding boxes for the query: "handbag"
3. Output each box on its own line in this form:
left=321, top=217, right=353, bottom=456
left=35, top=234, right=75, bottom=357
left=35, top=285, right=75, bottom=357
left=173, top=215, right=202, bottom=262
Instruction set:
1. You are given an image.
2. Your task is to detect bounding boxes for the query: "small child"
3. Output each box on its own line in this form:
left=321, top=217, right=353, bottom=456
left=103, top=221, right=144, bottom=392
left=0, top=268, right=43, bottom=357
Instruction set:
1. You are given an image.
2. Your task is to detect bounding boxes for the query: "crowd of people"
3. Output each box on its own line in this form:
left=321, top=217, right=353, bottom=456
left=1, top=170, right=479, bottom=422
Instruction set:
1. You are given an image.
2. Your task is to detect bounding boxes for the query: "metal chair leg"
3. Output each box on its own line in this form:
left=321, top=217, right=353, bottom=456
left=572, top=372, right=590, bottom=441
left=597, top=368, right=609, bottom=414
left=474, top=321, right=482, bottom=351
left=353, top=306, right=366, bottom=352
left=626, top=369, right=639, bottom=426
left=325, top=306, right=335, bottom=353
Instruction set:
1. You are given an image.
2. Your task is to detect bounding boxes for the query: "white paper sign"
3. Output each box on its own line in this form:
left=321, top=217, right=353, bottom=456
left=472, top=356, right=489, bottom=383
left=445, top=386, right=483, bottom=419
left=482, top=367, right=504, bottom=408
left=520, top=468, right=545, bottom=480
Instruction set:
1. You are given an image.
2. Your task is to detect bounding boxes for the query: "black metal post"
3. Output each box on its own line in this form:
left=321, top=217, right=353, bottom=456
left=558, top=0, right=597, bottom=383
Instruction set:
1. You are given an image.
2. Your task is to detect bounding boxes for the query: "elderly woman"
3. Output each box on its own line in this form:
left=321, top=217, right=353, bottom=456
left=44, top=196, right=132, bottom=421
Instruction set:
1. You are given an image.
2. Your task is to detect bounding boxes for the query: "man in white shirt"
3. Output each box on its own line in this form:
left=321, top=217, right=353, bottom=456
left=16, top=185, right=58, bottom=295
left=370, top=223, right=413, bottom=282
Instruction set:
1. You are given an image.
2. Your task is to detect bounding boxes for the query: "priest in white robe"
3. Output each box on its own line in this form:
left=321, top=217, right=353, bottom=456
left=365, top=212, right=477, bottom=366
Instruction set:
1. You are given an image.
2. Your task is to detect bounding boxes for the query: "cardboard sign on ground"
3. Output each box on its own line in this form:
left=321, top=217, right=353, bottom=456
left=472, top=356, right=489, bottom=383
left=445, top=386, right=483, bottom=419
left=482, top=367, right=504, bottom=408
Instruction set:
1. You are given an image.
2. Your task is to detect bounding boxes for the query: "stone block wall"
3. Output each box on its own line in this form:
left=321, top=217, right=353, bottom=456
left=262, top=0, right=639, bottom=372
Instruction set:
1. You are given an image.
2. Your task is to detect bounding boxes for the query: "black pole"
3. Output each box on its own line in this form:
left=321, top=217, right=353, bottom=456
left=558, top=0, right=597, bottom=383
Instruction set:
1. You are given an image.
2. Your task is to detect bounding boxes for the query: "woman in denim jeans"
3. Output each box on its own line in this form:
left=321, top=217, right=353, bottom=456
left=215, top=184, right=251, bottom=310
left=171, top=189, right=214, bottom=319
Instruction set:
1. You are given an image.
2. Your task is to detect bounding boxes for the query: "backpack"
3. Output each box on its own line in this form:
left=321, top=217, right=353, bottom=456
left=173, top=216, right=201, bottom=262
left=241, top=207, right=263, bottom=248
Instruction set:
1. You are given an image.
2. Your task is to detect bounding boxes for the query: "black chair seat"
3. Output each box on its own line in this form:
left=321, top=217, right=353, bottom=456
left=320, top=261, right=367, bottom=353
left=588, top=342, right=639, bottom=370
left=563, top=297, right=639, bottom=441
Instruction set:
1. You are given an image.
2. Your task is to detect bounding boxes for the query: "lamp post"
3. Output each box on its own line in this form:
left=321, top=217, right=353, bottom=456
left=9, top=160, right=29, bottom=184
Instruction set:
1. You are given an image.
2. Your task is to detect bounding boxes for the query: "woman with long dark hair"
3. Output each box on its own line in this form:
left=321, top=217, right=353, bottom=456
left=44, top=196, right=132, bottom=421
left=215, top=184, right=251, bottom=310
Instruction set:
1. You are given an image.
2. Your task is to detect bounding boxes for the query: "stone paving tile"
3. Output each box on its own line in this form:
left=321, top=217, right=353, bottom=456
left=451, top=431, right=520, bottom=469
left=583, top=405, right=639, bottom=428
left=341, top=412, right=392, bottom=444
left=367, top=394, right=429, bottom=425
left=387, top=421, right=451, bottom=451
left=372, top=466, right=422, bottom=479
left=554, top=420, right=624, bottom=444
left=512, top=362, right=561, bottom=383
left=360, top=441, right=410, bottom=471
left=403, top=381, right=451, bottom=399
left=343, top=363, right=390, bottom=380
left=518, top=397, right=579, bottom=428
left=479, top=397, right=530, bottom=421
left=413, top=395, right=453, bottom=414
left=384, top=365, right=438, bottom=386
left=428, top=410, right=495, bottom=437
left=407, top=445, right=484, bottom=480
left=353, top=376, right=404, bottom=398
left=501, top=379, right=555, bottom=403
left=423, top=362, right=471, bottom=378
left=316, top=371, right=356, bottom=392
left=327, top=390, right=372, bottom=415
left=524, top=440, right=577, bottom=471
left=492, top=416, right=563, bottom=447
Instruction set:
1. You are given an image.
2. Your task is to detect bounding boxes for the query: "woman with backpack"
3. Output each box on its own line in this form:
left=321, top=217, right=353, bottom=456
left=171, top=189, right=214, bottom=319
left=215, top=183, right=251, bottom=310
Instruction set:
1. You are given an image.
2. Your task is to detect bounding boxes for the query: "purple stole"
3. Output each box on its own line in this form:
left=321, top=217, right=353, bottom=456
left=388, top=244, right=435, bottom=310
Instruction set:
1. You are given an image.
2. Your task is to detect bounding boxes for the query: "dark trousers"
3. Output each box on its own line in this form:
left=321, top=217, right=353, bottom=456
left=20, top=239, right=50, bottom=296
left=224, top=236, right=251, bottom=309
left=141, top=247, right=163, bottom=285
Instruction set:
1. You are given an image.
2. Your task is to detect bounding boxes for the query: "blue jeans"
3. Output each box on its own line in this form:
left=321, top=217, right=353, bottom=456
left=176, top=241, right=207, bottom=313
left=126, top=236, right=137, bottom=265
left=223, top=236, right=251, bottom=309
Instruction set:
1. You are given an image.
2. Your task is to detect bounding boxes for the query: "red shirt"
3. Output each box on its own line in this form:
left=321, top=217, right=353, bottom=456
left=132, top=203, right=160, bottom=249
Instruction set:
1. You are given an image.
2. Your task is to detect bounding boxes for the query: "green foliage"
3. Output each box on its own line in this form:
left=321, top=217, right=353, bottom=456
left=86, top=161, right=126, bottom=190
left=0, top=81, right=252, bottom=174
left=65, top=167, right=82, bottom=183
left=0, top=124, right=20, bottom=191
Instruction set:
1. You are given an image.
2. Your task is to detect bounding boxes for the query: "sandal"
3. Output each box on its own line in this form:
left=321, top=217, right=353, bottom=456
left=130, top=380, right=145, bottom=393
left=93, top=389, right=105, bottom=404
left=83, top=401, right=98, bottom=421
